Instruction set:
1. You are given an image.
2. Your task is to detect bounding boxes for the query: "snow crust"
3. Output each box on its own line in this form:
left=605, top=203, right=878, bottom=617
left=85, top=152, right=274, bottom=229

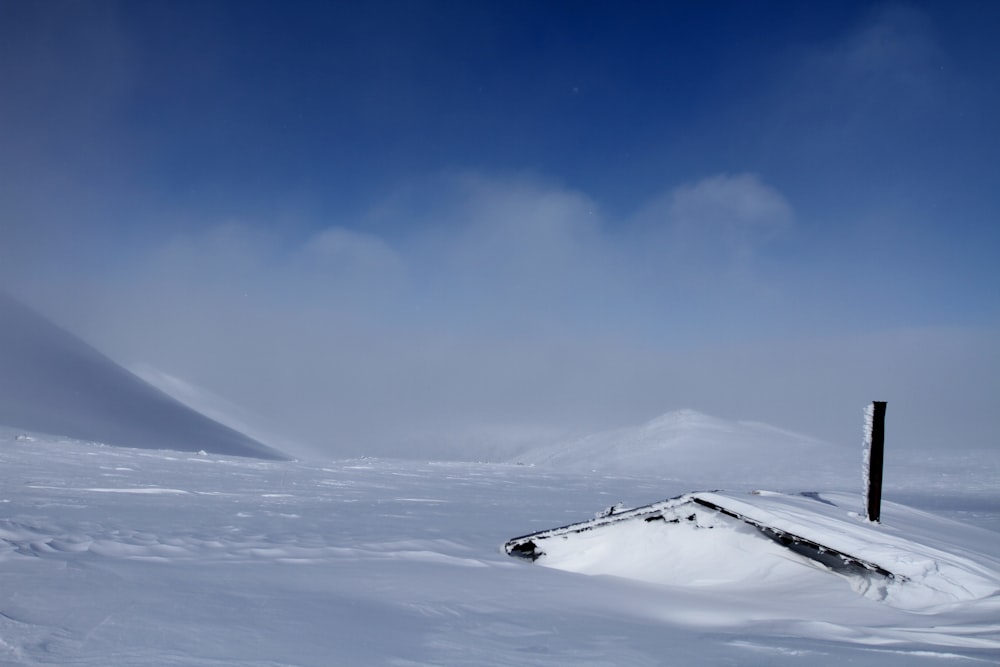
left=1, top=429, right=998, bottom=665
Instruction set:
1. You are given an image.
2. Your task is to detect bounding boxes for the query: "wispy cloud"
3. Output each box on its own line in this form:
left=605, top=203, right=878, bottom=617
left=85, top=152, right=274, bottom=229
left=764, top=3, right=948, bottom=157
left=634, top=173, right=793, bottom=273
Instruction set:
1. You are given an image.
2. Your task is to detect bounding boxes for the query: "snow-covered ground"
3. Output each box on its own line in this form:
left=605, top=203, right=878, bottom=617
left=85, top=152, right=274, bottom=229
left=2, top=428, right=998, bottom=666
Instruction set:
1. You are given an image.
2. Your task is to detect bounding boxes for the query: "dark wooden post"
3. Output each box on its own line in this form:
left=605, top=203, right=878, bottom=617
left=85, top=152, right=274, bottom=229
left=864, top=401, right=887, bottom=523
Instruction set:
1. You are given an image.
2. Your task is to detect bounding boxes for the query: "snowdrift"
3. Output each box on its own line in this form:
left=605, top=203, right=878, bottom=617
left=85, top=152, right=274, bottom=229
left=0, top=290, right=286, bottom=459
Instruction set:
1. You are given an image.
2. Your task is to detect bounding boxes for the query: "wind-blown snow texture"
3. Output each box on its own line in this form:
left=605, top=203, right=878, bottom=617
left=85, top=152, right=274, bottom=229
left=1, top=427, right=998, bottom=666
left=0, top=291, right=286, bottom=460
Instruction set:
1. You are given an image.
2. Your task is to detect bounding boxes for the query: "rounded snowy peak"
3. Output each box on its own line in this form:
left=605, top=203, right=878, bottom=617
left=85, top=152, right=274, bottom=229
left=640, top=408, right=733, bottom=432
left=517, top=409, right=851, bottom=488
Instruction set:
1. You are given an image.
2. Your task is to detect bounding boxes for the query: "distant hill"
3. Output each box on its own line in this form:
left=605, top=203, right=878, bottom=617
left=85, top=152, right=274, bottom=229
left=515, top=409, right=855, bottom=488
left=0, top=290, right=287, bottom=460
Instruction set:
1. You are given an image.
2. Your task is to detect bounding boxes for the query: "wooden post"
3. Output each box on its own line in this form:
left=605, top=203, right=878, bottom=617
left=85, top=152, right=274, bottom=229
left=864, top=401, right=887, bottom=523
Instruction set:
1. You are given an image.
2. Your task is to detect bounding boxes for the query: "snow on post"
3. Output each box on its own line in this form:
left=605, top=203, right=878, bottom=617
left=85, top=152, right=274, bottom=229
left=863, top=401, right=887, bottom=523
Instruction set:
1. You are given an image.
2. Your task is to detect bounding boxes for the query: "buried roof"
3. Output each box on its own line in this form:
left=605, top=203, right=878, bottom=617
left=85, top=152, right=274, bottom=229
left=504, top=490, right=1000, bottom=612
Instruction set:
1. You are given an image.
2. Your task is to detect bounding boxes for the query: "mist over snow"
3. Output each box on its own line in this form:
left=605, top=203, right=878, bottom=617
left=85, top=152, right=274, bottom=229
left=5, top=173, right=999, bottom=461
left=516, top=408, right=856, bottom=489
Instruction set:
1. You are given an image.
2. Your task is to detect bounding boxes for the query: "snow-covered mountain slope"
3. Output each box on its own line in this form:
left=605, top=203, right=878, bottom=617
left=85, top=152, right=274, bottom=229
left=128, top=362, right=313, bottom=459
left=1, top=431, right=998, bottom=666
left=516, top=408, right=855, bottom=489
left=0, top=291, right=286, bottom=460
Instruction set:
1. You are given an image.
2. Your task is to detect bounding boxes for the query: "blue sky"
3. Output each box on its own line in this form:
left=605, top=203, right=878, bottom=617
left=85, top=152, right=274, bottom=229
left=2, top=1, right=999, bottom=457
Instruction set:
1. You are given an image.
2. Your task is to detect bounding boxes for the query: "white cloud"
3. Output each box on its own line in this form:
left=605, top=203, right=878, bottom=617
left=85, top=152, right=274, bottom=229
left=628, top=173, right=795, bottom=294
left=430, top=175, right=608, bottom=308
left=304, top=227, right=403, bottom=273
left=663, top=172, right=793, bottom=244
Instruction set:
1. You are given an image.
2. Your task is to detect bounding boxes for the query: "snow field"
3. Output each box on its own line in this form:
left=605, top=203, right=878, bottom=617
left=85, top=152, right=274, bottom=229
left=1, top=430, right=999, bottom=665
